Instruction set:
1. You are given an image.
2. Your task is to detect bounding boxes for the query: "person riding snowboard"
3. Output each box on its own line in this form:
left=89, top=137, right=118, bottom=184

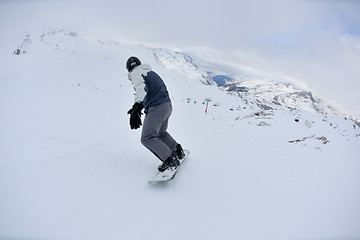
left=126, top=56, right=185, bottom=172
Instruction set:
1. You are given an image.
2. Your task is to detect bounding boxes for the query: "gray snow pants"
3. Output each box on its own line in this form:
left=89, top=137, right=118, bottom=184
left=141, top=101, right=178, bottom=162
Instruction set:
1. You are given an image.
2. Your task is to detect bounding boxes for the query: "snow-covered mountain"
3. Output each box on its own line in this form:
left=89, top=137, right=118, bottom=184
left=1, top=29, right=360, bottom=240
left=152, top=47, right=343, bottom=116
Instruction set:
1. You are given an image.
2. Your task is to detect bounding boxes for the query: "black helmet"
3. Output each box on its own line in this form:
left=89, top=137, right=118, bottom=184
left=126, top=56, right=141, bottom=72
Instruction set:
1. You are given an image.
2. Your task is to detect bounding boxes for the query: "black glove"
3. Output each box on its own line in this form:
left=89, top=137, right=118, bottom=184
left=127, top=102, right=144, bottom=129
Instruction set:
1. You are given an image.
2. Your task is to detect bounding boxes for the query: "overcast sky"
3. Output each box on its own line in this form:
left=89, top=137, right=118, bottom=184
left=1, top=0, right=360, bottom=117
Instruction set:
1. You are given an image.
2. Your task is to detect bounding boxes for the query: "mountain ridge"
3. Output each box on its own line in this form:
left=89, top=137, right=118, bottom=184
left=10, top=29, right=360, bottom=127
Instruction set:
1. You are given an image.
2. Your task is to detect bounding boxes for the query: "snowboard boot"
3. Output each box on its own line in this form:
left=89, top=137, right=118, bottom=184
left=173, top=144, right=185, bottom=160
left=158, top=154, right=180, bottom=172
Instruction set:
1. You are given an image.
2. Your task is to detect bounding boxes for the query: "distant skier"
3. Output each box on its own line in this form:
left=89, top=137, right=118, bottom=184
left=126, top=56, right=185, bottom=172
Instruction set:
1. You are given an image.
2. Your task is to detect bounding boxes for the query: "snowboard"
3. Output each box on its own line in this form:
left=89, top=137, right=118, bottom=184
left=148, top=149, right=190, bottom=183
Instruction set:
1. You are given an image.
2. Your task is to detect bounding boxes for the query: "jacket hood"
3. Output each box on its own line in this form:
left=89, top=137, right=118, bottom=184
left=133, top=63, right=152, bottom=72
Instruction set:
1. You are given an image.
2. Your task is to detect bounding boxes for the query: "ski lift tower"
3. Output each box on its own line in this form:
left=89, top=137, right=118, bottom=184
left=204, top=98, right=211, bottom=113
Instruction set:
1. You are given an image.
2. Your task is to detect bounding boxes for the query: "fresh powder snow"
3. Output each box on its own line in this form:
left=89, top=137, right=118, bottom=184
left=1, top=30, right=360, bottom=240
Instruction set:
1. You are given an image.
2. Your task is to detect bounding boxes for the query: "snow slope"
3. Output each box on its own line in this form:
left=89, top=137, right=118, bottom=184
left=1, top=30, right=360, bottom=240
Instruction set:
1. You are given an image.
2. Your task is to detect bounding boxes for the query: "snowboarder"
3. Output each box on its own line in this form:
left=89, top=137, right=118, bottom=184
left=126, top=56, right=185, bottom=172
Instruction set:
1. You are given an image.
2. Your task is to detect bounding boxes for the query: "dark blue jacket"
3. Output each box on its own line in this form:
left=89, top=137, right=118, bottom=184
left=142, top=71, right=171, bottom=110
left=128, top=63, right=170, bottom=111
